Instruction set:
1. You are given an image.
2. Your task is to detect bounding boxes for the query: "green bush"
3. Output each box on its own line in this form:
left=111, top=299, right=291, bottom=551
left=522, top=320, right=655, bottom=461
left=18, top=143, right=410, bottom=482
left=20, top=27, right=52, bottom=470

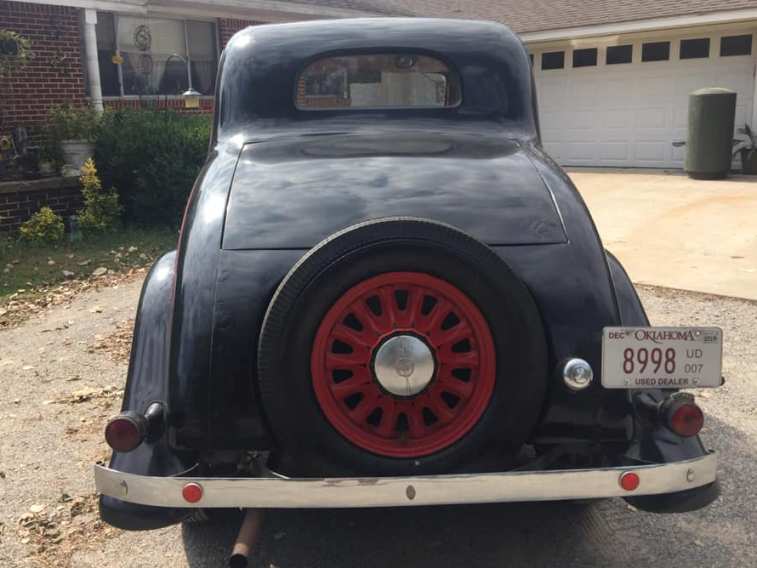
left=48, top=104, right=100, bottom=141
left=19, top=206, right=65, bottom=243
left=94, top=109, right=210, bottom=226
left=78, top=158, right=122, bottom=233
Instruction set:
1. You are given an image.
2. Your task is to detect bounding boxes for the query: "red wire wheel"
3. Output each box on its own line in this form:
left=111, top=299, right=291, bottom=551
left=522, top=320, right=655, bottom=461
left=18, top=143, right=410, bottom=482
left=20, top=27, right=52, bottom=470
left=311, top=272, right=496, bottom=458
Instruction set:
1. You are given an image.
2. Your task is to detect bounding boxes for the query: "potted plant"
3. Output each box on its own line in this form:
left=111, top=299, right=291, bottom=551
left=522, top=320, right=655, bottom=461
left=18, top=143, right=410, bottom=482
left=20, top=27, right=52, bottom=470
left=38, top=141, right=57, bottom=176
left=732, top=124, right=757, bottom=175
left=48, top=105, right=100, bottom=175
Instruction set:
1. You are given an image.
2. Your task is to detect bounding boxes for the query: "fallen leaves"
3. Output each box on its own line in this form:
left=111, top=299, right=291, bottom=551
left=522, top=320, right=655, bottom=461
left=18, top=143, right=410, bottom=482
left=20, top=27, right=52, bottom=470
left=49, top=385, right=123, bottom=405
left=0, top=267, right=147, bottom=330
left=92, top=319, right=135, bottom=363
left=17, top=493, right=117, bottom=566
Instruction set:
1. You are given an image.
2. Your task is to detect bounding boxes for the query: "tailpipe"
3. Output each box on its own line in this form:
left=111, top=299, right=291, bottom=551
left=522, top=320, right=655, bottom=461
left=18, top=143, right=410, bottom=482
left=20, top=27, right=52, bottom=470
left=229, top=509, right=264, bottom=568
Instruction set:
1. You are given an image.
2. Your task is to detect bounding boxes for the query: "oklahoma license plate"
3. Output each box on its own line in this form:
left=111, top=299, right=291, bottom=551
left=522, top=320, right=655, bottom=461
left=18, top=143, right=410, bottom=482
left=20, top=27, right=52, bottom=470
left=601, top=327, right=723, bottom=389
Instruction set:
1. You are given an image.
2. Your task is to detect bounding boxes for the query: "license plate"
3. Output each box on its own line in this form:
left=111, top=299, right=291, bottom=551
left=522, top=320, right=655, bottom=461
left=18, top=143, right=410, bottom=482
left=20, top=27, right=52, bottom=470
left=601, top=327, right=723, bottom=389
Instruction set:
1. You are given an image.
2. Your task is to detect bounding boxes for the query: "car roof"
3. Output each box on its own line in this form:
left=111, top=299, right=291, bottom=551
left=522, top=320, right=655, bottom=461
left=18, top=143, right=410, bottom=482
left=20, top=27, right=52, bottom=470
left=215, top=18, right=537, bottom=142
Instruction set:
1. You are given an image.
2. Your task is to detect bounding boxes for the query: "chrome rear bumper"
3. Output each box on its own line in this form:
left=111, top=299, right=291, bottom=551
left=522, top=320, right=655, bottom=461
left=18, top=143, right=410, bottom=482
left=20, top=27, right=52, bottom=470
left=94, top=451, right=716, bottom=508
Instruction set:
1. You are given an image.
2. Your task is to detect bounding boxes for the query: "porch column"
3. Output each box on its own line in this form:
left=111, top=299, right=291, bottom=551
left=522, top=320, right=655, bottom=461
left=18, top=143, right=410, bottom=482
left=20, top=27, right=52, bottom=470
left=83, top=9, right=103, bottom=112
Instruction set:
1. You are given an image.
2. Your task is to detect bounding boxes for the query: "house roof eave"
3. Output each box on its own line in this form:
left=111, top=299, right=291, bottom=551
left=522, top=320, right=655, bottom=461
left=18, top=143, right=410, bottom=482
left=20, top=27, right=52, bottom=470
left=521, top=7, right=757, bottom=44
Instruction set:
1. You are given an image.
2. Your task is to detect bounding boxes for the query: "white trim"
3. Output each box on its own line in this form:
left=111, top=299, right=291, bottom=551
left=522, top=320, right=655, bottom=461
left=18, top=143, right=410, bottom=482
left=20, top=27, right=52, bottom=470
left=83, top=8, right=104, bottom=111
left=5, top=0, right=147, bottom=15
left=155, top=0, right=383, bottom=19
left=4, top=0, right=383, bottom=19
left=521, top=9, right=757, bottom=43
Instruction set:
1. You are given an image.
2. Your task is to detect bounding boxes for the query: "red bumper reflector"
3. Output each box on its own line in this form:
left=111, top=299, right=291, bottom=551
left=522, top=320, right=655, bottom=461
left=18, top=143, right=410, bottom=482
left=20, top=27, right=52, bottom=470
left=182, top=482, right=204, bottom=503
left=619, top=471, right=640, bottom=491
left=669, top=403, right=704, bottom=438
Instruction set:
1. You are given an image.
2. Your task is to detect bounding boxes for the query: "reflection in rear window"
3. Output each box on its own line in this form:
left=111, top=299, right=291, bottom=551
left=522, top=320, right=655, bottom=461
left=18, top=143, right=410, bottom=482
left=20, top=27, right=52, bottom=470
left=296, top=53, right=462, bottom=110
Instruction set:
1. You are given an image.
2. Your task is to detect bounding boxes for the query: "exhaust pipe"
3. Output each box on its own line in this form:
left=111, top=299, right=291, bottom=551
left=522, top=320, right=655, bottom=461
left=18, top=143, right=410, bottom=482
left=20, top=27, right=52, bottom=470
left=229, top=509, right=264, bottom=568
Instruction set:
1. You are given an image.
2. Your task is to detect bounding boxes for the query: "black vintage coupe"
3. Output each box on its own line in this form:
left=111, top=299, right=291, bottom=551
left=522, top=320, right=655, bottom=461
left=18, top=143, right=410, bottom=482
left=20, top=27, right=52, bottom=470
left=95, top=18, right=722, bottom=532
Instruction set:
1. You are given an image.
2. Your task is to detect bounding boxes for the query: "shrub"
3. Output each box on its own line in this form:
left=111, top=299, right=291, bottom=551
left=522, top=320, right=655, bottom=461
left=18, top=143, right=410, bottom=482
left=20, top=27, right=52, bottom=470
left=94, top=109, right=210, bottom=226
left=19, top=206, right=65, bottom=243
left=48, top=104, right=100, bottom=142
left=78, top=158, right=121, bottom=233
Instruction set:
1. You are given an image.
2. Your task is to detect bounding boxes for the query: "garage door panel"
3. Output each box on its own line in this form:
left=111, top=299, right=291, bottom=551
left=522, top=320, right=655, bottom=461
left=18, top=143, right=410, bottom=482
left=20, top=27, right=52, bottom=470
left=598, top=143, right=630, bottom=161
left=537, top=43, right=754, bottom=168
left=735, top=104, right=751, bottom=128
left=634, top=142, right=669, bottom=162
left=563, top=110, right=596, bottom=130
left=597, top=109, right=633, bottom=128
left=634, top=107, right=669, bottom=128
left=565, top=142, right=597, bottom=161
left=673, top=107, right=688, bottom=128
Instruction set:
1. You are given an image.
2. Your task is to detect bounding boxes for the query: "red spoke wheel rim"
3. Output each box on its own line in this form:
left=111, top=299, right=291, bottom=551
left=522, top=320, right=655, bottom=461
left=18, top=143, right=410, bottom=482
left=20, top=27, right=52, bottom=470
left=311, top=272, right=496, bottom=458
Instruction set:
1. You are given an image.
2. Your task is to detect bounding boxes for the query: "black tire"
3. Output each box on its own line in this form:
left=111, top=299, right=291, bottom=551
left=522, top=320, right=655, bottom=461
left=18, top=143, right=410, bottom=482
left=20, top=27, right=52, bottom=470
left=257, top=218, right=548, bottom=476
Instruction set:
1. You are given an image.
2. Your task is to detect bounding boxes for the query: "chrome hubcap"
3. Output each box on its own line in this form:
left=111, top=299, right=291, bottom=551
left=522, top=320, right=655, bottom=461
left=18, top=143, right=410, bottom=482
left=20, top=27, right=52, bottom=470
left=373, top=334, right=435, bottom=397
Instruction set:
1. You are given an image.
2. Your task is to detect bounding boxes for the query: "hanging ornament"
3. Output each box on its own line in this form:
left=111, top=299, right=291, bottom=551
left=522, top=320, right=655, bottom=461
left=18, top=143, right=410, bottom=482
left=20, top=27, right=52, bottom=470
left=134, top=24, right=152, bottom=52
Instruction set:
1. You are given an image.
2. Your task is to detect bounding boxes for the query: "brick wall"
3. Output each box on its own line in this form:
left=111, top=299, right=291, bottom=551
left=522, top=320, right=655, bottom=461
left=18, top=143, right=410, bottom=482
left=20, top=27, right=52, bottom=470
left=103, top=97, right=215, bottom=114
left=0, top=176, right=83, bottom=233
left=218, top=18, right=259, bottom=49
left=0, top=5, right=263, bottom=144
left=0, top=1, right=86, bottom=139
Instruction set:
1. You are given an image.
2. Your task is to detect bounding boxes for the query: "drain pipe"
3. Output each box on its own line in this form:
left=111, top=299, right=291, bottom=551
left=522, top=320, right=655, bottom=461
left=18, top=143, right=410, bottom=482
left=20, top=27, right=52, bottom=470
left=229, top=509, right=264, bottom=568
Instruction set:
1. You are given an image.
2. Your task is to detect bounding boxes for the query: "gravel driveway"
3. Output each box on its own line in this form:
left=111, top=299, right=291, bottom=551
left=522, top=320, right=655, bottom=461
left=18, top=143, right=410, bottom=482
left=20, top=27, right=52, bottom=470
left=1, top=279, right=755, bottom=567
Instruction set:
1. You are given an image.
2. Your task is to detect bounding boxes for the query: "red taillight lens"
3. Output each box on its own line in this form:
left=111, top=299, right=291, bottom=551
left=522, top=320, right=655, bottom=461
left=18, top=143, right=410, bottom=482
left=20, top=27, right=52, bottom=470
left=182, top=482, right=203, bottom=503
left=669, top=403, right=704, bottom=437
left=619, top=471, right=640, bottom=491
left=104, top=415, right=145, bottom=452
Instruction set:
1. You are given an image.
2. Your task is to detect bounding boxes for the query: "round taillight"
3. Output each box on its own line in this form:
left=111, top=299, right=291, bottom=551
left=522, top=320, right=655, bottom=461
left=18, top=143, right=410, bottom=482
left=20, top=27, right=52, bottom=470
left=669, top=403, right=704, bottom=438
left=619, top=471, right=640, bottom=491
left=182, top=482, right=203, bottom=503
left=104, top=415, right=144, bottom=452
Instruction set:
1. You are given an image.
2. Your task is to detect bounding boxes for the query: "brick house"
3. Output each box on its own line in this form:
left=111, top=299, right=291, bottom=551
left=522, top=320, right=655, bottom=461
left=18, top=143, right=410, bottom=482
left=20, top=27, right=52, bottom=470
left=0, top=0, right=402, bottom=140
left=2, top=0, right=757, bottom=167
left=0, top=0, right=398, bottom=231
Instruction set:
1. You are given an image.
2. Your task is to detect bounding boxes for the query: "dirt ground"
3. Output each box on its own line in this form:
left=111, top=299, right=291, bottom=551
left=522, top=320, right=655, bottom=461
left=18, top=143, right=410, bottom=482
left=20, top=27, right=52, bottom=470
left=1, top=277, right=756, bottom=567
left=571, top=169, right=757, bottom=301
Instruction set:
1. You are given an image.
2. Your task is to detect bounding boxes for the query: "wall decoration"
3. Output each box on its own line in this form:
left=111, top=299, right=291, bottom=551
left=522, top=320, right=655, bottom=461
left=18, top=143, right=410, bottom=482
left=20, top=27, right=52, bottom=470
left=134, top=24, right=152, bottom=52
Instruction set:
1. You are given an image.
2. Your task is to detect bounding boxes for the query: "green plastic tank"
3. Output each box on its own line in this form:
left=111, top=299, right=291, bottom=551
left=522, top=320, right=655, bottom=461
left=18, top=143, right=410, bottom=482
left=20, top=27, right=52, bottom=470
left=685, top=88, right=737, bottom=179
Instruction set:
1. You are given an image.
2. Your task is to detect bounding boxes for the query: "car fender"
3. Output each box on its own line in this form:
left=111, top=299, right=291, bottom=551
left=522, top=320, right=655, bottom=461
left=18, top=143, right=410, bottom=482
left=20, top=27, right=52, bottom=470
left=605, top=251, right=718, bottom=511
left=100, top=251, right=196, bottom=530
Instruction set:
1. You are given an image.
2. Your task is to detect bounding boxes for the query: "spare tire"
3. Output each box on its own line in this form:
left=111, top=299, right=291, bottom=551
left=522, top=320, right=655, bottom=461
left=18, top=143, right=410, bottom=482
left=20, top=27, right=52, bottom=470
left=258, top=218, right=547, bottom=476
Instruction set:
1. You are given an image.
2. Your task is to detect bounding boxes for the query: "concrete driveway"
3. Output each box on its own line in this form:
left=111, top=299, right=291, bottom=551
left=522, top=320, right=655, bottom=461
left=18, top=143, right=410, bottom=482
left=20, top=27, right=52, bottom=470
left=570, top=170, right=757, bottom=300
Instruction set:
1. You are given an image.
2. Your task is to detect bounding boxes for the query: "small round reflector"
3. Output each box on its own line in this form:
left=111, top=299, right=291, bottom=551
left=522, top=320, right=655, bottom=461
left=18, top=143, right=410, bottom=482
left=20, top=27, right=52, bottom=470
left=104, top=416, right=143, bottom=452
left=182, top=482, right=203, bottom=503
left=669, top=403, right=704, bottom=438
left=619, top=472, right=640, bottom=491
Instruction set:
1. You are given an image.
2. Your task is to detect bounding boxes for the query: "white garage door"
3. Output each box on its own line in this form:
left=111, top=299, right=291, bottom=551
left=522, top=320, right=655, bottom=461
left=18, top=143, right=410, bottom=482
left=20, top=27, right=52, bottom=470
left=533, top=32, right=756, bottom=168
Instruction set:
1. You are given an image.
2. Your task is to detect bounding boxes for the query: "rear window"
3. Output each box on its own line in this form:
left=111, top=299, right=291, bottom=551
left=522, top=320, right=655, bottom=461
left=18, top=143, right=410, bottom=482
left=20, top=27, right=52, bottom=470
left=296, top=53, right=461, bottom=110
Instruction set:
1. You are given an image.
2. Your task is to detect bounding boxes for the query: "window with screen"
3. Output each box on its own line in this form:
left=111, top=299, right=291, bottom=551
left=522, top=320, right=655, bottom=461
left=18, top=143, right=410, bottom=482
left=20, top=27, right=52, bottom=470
left=296, top=54, right=461, bottom=110
left=721, top=35, right=753, bottom=57
left=95, top=13, right=120, bottom=96
left=680, top=38, right=710, bottom=59
left=541, top=51, right=565, bottom=70
left=606, top=45, right=633, bottom=64
left=573, top=48, right=597, bottom=68
left=97, top=14, right=218, bottom=97
left=642, top=41, right=670, bottom=62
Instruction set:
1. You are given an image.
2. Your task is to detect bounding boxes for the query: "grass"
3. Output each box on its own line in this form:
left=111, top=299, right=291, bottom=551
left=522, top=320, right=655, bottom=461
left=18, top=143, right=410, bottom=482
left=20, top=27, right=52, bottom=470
left=0, top=227, right=178, bottom=301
